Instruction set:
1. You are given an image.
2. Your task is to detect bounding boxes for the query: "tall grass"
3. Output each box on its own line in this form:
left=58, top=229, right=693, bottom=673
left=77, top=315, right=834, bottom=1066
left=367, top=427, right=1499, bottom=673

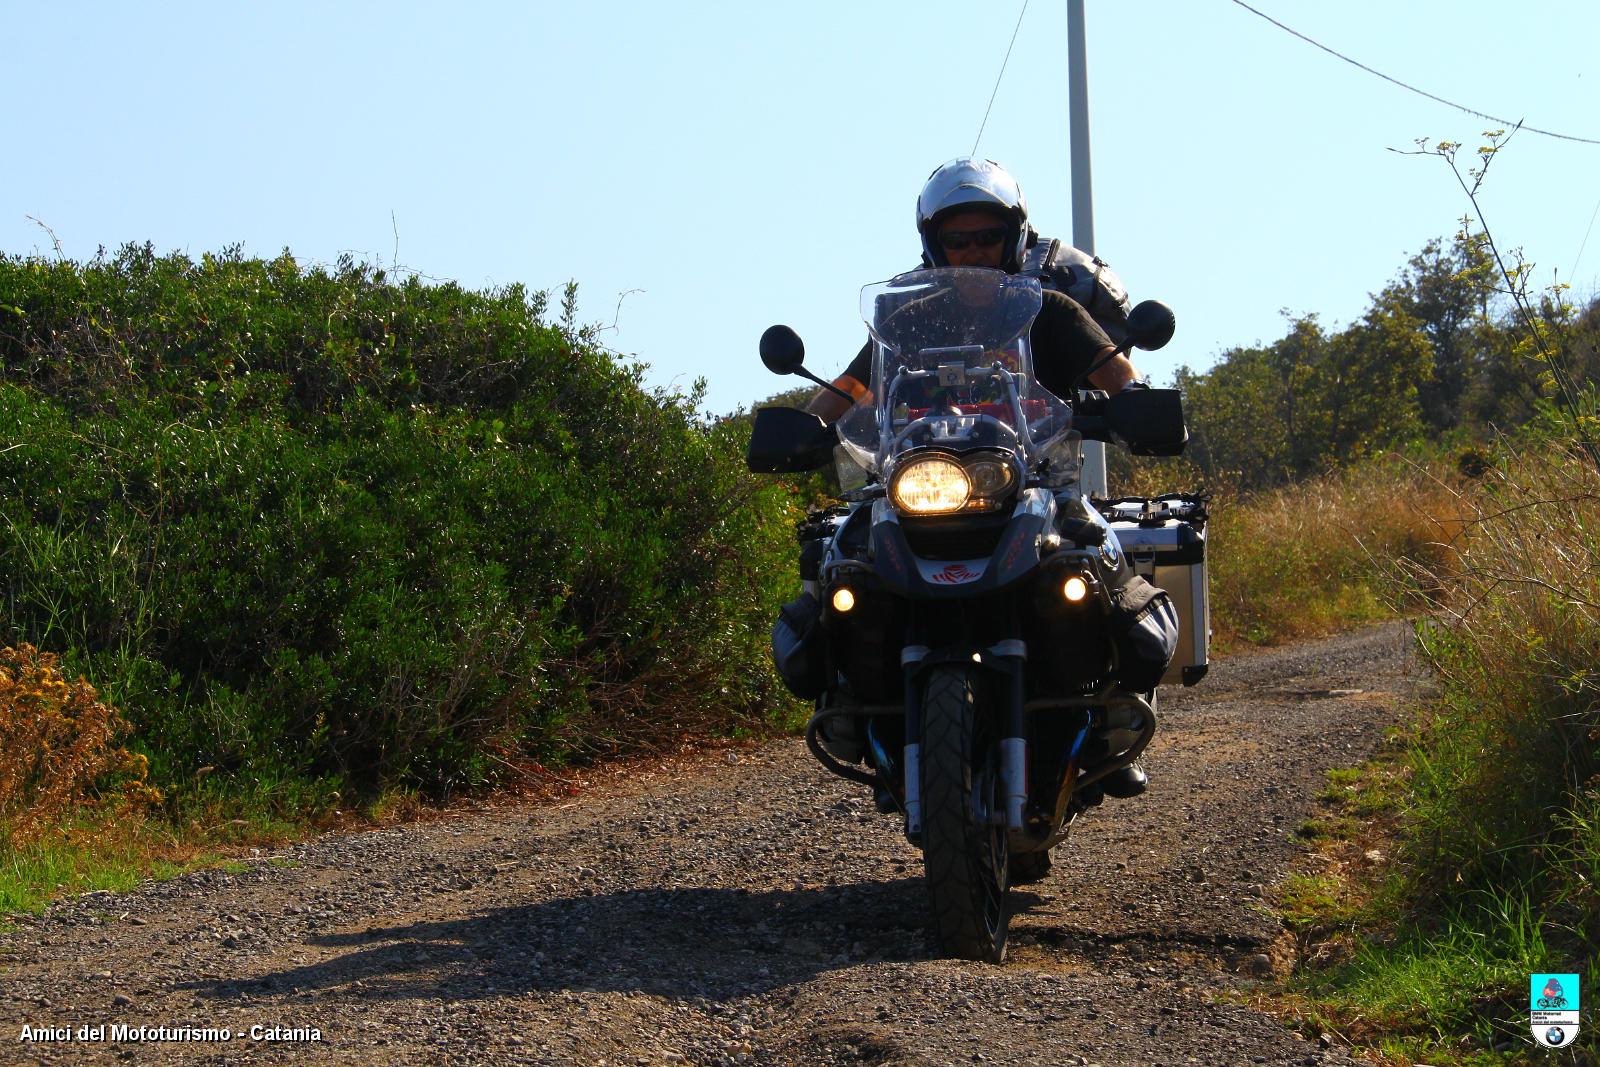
left=1201, top=455, right=1467, bottom=648
left=1287, top=436, right=1600, bottom=1062
left=1403, top=436, right=1598, bottom=941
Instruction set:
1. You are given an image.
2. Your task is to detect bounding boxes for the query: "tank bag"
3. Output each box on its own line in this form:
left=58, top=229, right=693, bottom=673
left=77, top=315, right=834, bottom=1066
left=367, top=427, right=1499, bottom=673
left=1020, top=235, right=1132, bottom=344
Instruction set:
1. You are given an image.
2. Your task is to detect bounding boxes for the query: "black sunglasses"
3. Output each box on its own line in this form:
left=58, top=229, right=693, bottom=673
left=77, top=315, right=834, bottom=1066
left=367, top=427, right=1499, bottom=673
left=939, top=226, right=1009, bottom=251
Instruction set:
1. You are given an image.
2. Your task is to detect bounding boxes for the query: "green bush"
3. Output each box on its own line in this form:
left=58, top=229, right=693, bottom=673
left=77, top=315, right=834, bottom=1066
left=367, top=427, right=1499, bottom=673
left=0, top=245, right=800, bottom=809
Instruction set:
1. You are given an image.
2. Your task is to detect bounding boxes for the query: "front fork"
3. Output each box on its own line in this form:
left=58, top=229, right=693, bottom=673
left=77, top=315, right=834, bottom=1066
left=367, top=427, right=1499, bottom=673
left=899, top=662, right=1157, bottom=847
left=902, top=640, right=1030, bottom=841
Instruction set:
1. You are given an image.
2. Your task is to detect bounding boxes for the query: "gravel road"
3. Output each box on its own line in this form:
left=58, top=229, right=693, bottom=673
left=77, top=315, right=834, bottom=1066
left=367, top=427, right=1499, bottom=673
left=0, top=623, right=1415, bottom=1066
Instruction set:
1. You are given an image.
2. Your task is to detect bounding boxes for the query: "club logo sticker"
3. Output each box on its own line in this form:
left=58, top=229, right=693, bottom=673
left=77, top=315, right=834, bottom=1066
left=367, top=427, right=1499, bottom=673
left=923, top=561, right=985, bottom=585
left=1530, top=973, right=1580, bottom=1048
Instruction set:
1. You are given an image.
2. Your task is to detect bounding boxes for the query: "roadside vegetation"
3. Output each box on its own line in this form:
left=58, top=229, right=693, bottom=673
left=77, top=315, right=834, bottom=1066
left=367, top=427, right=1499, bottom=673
left=1275, top=433, right=1600, bottom=1065
left=1204, top=136, right=1600, bottom=1064
left=0, top=243, right=801, bottom=910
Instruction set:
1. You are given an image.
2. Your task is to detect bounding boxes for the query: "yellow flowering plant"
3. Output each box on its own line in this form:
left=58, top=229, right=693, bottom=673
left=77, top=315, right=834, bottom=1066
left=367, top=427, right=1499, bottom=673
left=0, top=644, right=159, bottom=845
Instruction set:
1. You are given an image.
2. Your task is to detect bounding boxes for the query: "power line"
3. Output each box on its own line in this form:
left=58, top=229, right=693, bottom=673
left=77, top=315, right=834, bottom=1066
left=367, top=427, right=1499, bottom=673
left=972, top=0, right=1031, bottom=156
left=1570, top=190, right=1600, bottom=283
left=1228, top=0, right=1600, bottom=146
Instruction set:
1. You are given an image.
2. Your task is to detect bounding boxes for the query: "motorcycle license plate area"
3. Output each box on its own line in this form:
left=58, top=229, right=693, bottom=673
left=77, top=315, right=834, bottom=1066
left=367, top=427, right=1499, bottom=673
left=1102, top=497, right=1210, bottom=686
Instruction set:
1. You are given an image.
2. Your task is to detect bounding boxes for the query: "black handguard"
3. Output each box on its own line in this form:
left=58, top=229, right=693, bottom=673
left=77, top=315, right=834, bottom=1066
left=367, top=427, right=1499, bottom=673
left=746, top=407, right=839, bottom=473
left=1073, top=388, right=1188, bottom=457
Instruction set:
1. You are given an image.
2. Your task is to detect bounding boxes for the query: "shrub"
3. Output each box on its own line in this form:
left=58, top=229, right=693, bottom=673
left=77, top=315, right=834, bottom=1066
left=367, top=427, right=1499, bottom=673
left=0, top=644, right=156, bottom=844
left=0, top=246, right=801, bottom=809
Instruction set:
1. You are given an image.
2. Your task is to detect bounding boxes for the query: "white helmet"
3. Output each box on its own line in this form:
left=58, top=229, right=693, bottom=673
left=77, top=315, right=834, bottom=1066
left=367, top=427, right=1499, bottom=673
left=916, top=157, right=1030, bottom=271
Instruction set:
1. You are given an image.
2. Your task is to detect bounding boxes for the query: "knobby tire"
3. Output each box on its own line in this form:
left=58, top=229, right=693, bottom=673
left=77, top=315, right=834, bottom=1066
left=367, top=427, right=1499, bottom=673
left=920, top=665, right=1010, bottom=962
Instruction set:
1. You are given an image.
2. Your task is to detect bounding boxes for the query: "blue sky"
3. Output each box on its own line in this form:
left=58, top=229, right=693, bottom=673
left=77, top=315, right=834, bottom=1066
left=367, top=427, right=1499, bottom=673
left=6, top=1, right=1598, bottom=415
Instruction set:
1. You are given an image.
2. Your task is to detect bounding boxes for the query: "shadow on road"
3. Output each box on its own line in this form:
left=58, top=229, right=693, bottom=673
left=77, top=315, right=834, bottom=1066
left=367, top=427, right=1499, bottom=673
left=177, top=877, right=975, bottom=1003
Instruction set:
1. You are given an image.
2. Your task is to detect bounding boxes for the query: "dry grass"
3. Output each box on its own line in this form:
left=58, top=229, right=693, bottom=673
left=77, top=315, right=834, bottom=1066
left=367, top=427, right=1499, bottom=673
left=1205, top=455, right=1470, bottom=648
left=1263, top=438, right=1600, bottom=1065
left=1397, top=439, right=1600, bottom=896
left=0, top=644, right=158, bottom=847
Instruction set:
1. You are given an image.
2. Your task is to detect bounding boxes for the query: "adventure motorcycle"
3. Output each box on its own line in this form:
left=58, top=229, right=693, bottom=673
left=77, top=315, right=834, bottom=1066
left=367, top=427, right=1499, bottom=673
left=747, top=267, right=1198, bottom=962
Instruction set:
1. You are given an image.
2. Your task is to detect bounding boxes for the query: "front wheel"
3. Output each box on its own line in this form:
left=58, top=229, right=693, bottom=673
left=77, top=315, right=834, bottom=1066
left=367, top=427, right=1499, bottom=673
left=920, top=665, right=1009, bottom=962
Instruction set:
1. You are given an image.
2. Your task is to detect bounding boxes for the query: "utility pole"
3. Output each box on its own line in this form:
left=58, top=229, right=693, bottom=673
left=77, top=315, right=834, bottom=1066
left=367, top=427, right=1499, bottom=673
left=1067, top=0, right=1107, bottom=496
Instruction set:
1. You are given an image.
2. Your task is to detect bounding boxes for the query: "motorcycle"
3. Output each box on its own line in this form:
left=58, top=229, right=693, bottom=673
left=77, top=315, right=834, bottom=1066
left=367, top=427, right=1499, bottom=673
left=747, top=267, right=1195, bottom=962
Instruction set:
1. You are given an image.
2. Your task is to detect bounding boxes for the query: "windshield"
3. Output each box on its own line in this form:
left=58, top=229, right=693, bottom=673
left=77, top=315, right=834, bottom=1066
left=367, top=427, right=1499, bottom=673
left=835, top=268, right=1081, bottom=488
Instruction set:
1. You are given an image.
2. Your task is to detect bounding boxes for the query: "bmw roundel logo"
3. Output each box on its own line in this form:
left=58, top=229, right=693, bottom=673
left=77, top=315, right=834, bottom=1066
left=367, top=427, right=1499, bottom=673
left=1099, top=538, right=1119, bottom=567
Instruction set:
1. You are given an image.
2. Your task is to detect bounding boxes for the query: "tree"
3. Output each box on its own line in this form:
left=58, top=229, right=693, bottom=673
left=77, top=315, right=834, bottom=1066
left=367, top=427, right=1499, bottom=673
left=1178, top=297, right=1431, bottom=489
left=1391, top=235, right=1496, bottom=433
left=1308, top=291, right=1432, bottom=464
left=1176, top=343, right=1290, bottom=487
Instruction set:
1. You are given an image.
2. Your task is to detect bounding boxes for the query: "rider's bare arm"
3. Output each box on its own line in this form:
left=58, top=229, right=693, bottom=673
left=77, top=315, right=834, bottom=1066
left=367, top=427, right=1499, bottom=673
left=806, top=374, right=868, bottom=424
left=1085, top=347, right=1141, bottom=393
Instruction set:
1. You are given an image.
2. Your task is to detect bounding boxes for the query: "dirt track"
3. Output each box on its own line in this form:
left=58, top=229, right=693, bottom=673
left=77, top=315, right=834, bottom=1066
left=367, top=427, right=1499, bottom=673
left=0, top=624, right=1415, bottom=1066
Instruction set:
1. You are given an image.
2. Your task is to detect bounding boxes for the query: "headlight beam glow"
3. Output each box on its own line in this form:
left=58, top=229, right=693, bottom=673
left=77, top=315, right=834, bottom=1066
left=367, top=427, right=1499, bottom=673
left=890, top=456, right=971, bottom=515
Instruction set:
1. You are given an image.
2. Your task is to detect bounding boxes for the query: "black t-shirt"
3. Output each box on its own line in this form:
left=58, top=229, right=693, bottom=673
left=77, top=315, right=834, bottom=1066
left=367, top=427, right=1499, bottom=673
left=841, top=288, right=1114, bottom=400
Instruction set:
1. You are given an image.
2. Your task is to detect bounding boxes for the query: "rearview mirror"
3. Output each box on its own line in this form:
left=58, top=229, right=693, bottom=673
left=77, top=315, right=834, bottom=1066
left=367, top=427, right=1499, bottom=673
left=1124, top=300, right=1175, bottom=352
left=760, top=325, right=807, bottom=375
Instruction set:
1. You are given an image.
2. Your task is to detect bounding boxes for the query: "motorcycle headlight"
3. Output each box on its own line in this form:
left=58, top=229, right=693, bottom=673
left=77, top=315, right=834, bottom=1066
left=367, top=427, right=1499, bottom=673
left=964, top=457, right=1016, bottom=498
left=890, top=455, right=970, bottom=515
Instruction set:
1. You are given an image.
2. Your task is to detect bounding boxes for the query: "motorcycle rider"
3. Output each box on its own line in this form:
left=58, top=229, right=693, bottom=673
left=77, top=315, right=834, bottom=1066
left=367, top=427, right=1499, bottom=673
left=806, top=157, right=1143, bottom=425
left=804, top=157, right=1152, bottom=800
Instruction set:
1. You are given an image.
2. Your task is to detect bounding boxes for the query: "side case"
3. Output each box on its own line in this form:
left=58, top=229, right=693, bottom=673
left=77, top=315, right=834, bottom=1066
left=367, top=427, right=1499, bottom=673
left=1101, top=495, right=1210, bottom=686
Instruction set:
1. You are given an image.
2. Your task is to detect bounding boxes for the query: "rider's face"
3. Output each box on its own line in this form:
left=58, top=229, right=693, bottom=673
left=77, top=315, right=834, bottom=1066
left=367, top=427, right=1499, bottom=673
left=937, top=209, right=1009, bottom=269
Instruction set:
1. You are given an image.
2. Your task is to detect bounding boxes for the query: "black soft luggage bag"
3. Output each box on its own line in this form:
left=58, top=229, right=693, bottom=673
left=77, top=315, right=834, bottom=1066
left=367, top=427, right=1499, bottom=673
left=1106, top=573, right=1179, bottom=692
left=771, top=592, right=826, bottom=699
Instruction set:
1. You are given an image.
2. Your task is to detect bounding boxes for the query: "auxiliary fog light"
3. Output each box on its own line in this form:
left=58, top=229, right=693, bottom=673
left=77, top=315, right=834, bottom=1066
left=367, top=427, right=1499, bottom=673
left=1062, top=576, right=1089, bottom=603
left=831, top=587, right=857, bottom=613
